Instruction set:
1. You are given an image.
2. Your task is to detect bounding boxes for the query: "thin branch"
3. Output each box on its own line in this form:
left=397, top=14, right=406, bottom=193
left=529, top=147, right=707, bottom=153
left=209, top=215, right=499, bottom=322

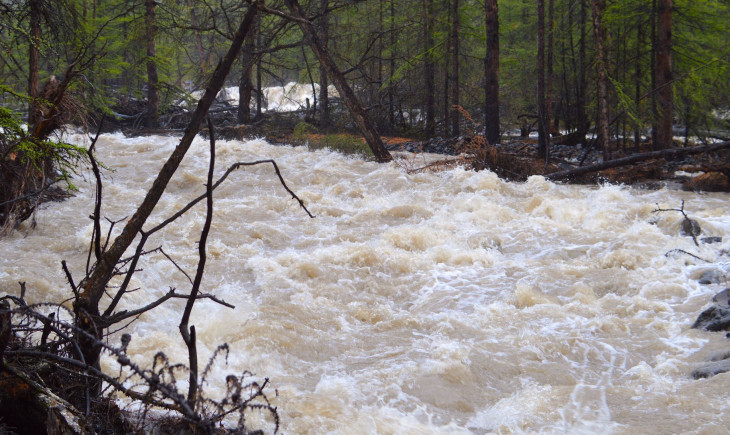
left=665, top=249, right=711, bottom=263
left=180, top=117, right=217, bottom=406
left=61, top=260, right=77, bottom=297
left=87, top=116, right=105, bottom=263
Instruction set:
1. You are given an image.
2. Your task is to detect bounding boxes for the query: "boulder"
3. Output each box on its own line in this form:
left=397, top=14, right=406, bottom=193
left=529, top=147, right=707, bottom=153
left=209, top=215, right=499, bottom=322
left=699, top=270, right=724, bottom=285
left=712, top=288, right=730, bottom=305
left=701, top=236, right=723, bottom=244
left=692, top=359, right=730, bottom=379
left=691, top=304, right=730, bottom=331
left=680, top=218, right=701, bottom=237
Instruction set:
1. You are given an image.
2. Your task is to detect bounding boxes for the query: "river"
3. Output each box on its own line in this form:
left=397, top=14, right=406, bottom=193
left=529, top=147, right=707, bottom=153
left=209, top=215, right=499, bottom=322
left=1, top=132, right=729, bottom=434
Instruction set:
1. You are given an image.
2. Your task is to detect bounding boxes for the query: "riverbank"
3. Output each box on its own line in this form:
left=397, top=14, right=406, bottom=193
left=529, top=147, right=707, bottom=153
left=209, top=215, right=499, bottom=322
left=104, top=106, right=730, bottom=192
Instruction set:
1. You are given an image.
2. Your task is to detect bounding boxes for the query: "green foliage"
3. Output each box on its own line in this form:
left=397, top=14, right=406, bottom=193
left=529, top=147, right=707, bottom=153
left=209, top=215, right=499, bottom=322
left=292, top=121, right=318, bottom=142
left=314, top=133, right=374, bottom=158
left=292, top=121, right=373, bottom=158
left=0, top=89, right=87, bottom=190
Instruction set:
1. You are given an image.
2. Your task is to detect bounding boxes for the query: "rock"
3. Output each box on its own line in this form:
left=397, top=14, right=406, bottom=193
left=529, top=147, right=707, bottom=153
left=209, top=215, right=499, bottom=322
left=708, top=351, right=730, bottom=361
left=683, top=172, right=730, bottom=192
left=680, top=218, right=701, bottom=237
left=712, top=288, right=730, bottom=305
left=701, top=236, right=723, bottom=244
left=691, top=304, right=730, bottom=331
left=692, top=359, right=730, bottom=379
left=699, top=270, right=724, bottom=285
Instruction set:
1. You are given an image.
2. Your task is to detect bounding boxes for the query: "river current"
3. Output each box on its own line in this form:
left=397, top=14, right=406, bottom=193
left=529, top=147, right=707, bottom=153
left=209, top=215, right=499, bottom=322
left=1, top=133, right=729, bottom=434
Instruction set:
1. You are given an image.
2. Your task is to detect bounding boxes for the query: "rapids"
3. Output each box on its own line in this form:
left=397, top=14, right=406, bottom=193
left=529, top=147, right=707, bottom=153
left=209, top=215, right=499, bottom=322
left=1, top=133, right=729, bottom=434
left=191, top=82, right=339, bottom=112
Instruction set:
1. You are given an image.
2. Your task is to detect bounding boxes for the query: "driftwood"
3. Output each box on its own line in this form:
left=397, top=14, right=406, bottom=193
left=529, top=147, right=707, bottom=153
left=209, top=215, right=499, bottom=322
left=0, top=364, right=84, bottom=434
left=545, top=141, right=730, bottom=180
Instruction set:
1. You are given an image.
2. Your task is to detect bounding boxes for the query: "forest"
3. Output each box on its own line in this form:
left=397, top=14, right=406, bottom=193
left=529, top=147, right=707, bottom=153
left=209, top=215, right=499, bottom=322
left=2, top=0, right=729, bottom=150
left=1, top=0, right=730, bottom=433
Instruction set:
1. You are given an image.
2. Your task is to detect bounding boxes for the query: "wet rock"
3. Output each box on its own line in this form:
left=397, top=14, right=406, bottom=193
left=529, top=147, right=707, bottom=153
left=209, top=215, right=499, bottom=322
left=699, top=270, right=724, bottom=285
left=692, top=304, right=730, bottom=331
left=680, top=219, right=702, bottom=237
left=701, top=236, right=723, bottom=244
left=712, top=288, right=730, bottom=305
left=692, top=359, right=730, bottom=379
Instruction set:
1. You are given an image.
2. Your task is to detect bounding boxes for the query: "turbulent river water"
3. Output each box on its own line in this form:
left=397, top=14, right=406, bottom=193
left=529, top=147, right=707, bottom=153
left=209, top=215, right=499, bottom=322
left=1, top=133, right=729, bottom=434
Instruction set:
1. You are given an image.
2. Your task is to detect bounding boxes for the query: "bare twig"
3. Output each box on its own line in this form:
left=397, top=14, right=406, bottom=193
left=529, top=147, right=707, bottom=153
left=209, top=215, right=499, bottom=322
left=61, top=260, right=77, bottom=296
left=180, top=117, right=217, bottom=407
left=87, top=116, right=105, bottom=264
left=665, top=249, right=711, bottom=263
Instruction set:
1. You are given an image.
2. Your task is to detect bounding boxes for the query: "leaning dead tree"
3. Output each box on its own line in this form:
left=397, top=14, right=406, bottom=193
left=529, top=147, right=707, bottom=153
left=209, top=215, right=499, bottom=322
left=2, top=1, right=313, bottom=432
left=73, top=2, right=261, bottom=361
left=270, top=0, right=393, bottom=163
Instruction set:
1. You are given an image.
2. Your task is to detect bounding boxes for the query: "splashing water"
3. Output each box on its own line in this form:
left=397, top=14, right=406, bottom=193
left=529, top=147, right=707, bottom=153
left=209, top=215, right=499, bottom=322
left=190, top=82, right=339, bottom=112
left=1, top=133, right=729, bottom=433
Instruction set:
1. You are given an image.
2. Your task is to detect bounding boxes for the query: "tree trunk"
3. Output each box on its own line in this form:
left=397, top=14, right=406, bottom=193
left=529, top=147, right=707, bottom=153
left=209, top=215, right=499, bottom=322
left=484, top=0, right=499, bottom=145
left=284, top=0, right=392, bottom=162
left=655, top=0, right=673, bottom=149
left=256, top=16, right=263, bottom=117
left=547, top=0, right=554, bottom=136
left=388, top=0, right=396, bottom=126
left=238, top=20, right=257, bottom=124
left=634, top=23, right=643, bottom=153
left=145, top=0, right=159, bottom=129
left=591, top=0, right=610, bottom=160
left=28, top=0, right=41, bottom=127
left=577, top=0, right=588, bottom=137
left=188, top=0, right=208, bottom=75
left=537, top=0, right=549, bottom=159
left=449, top=0, right=460, bottom=136
left=424, top=0, right=435, bottom=135
left=650, top=0, right=658, bottom=148
left=319, top=0, right=330, bottom=126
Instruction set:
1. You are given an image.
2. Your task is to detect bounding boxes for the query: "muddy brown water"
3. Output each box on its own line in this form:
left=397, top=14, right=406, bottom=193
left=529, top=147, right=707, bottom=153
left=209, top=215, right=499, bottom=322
left=1, top=133, right=729, bottom=433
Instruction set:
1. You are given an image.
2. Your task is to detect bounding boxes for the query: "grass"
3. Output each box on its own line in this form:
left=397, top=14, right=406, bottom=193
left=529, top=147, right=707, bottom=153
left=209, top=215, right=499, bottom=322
left=292, top=121, right=374, bottom=158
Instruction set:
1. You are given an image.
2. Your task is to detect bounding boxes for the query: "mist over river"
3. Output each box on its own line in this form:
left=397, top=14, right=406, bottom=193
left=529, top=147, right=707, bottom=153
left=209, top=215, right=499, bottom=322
left=1, top=133, right=729, bottom=433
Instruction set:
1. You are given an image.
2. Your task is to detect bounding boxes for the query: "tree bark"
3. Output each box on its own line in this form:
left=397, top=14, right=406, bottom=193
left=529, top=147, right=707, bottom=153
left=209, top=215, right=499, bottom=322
left=537, top=0, right=549, bottom=158
left=388, top=0, right=396, bottom=126
left=650, top=0, right=658, bottom=148
left=256, top=16, right=263, bottom=117
left=284, top=0, right=392, bottom=162
left=591, top=0, right=610, bottom=160
left=484, top=0, right=499, bottom=144
left=547, top=0, right=554, bottom=135
left=655, top=0, right=673, bottom=149
left=145, top=0, right=159, bottom=128
left=75, top=2, right=261, bottom=365
left=319, top=0, right=330, bottom=126
left=424, top=0, right=435, bottom=135
left=449, top=0, right=460, bottom=136
left=28, top=0, right=41, bottom=127
left=238, top=20, right=257, bottom=124
left=634, top=23, right=643, bottom=153
left=188, top=0, right=208, bottom=74
left=577, top=0, right=588, bottom=137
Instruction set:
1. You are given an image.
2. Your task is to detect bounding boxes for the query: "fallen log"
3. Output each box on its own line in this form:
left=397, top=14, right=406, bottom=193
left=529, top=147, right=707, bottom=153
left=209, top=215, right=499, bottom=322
left=545, top=141, right=730, bottom=180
